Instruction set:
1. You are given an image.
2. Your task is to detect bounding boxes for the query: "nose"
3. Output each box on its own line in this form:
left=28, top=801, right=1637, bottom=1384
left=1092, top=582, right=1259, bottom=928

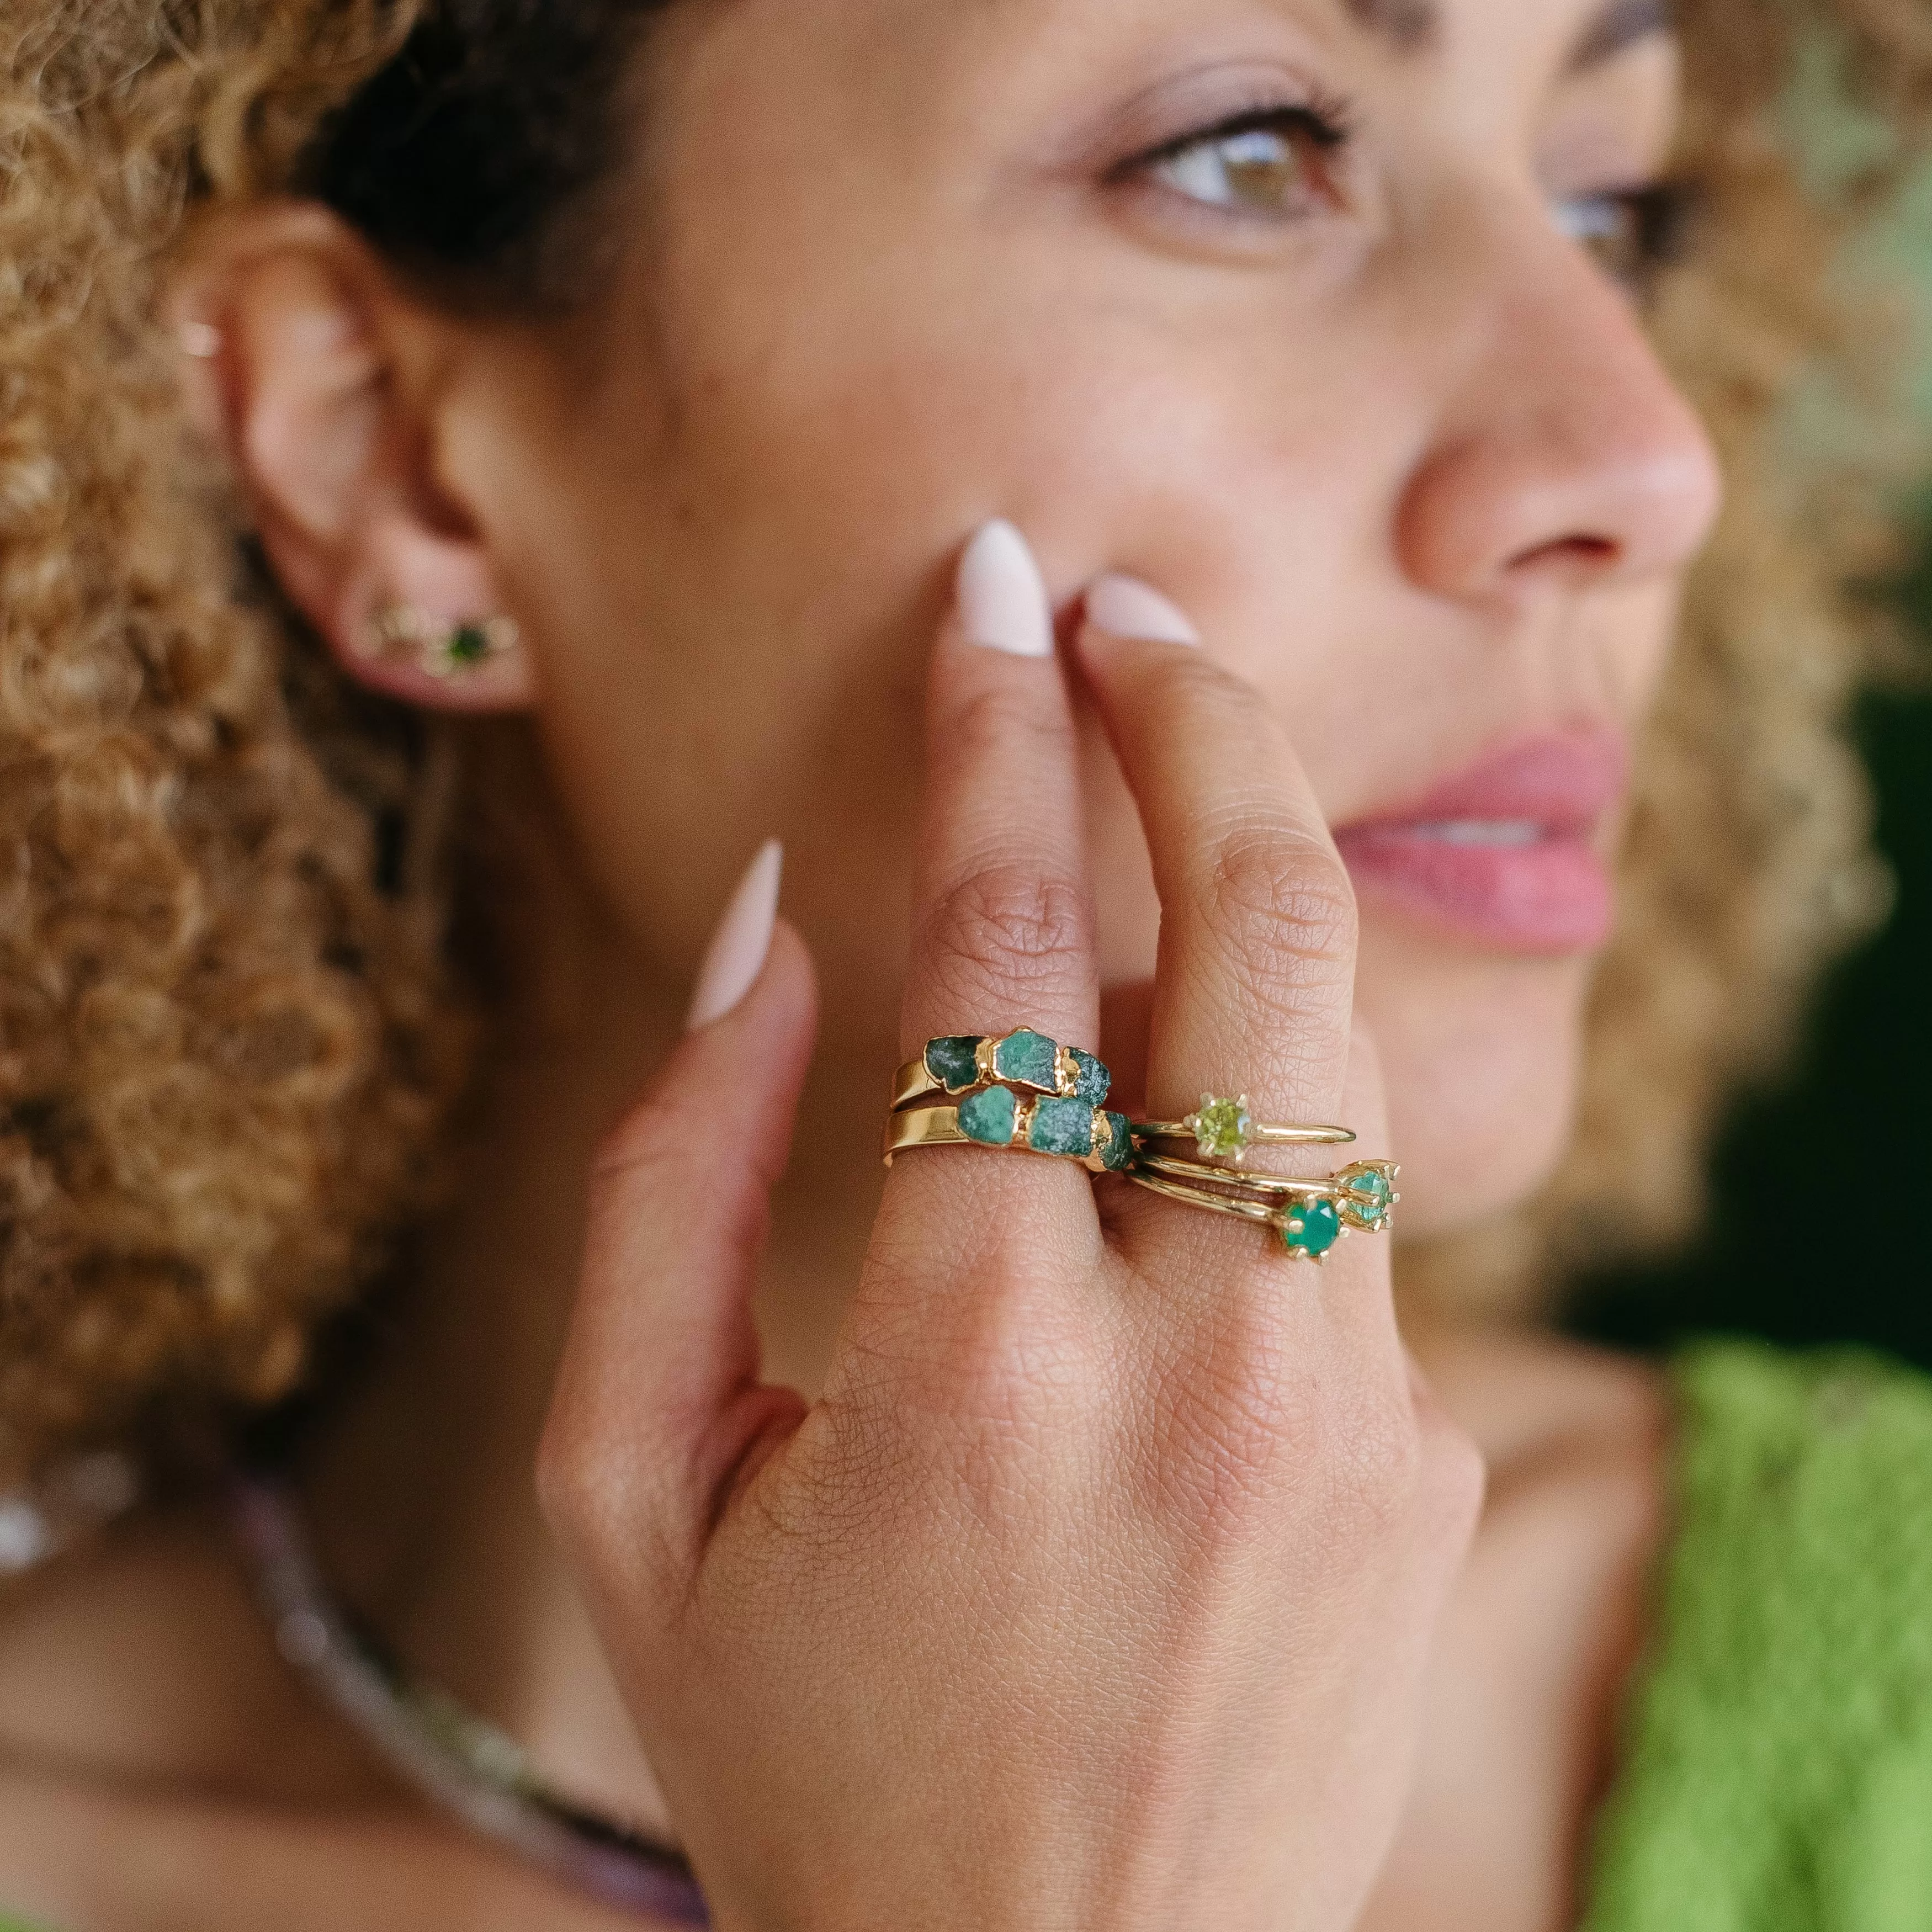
left=1395, top=209, right=1723, bottom=608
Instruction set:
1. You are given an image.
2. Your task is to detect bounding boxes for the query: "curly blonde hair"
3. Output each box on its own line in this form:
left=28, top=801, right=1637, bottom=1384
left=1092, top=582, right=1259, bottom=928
left=0, top=0, right=1928, bottom=1484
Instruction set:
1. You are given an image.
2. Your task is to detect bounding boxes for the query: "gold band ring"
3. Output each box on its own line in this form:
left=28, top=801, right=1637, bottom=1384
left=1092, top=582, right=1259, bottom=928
left=1133, top=1092, right=1354, bottom=1164
left=884, top=1094, right=1135, bottom=1175
left=893, top=1029, right=1111, bottom=1112
left=1124, top=1158, right=1399, bottom=1261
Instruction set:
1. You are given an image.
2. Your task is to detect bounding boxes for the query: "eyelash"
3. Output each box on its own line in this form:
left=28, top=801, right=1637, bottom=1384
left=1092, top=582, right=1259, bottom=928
left=1127, top=96, right=1356, bottom=180
left=1118, top=101, right=1695, bottom=294
left=1554, top=179, right=1698, bottom=294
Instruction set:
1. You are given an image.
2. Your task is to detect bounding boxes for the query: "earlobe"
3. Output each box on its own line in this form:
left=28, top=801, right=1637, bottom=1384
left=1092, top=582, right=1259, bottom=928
left=172, top=204, right=535, bottom=715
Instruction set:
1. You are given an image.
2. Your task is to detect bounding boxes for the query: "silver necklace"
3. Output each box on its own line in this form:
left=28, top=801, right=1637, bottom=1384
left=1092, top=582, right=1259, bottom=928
left=229, top=1473, right=709, bottom=1924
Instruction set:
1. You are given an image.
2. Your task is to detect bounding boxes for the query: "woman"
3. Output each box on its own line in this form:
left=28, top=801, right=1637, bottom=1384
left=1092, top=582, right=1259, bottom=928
left=1, top=0, right=1928, bottom=1925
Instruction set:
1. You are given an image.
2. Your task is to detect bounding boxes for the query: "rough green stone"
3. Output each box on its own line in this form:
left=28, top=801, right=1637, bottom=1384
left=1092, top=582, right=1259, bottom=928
left=447, top=623, right=492, bottom=666
left=1281, top=1198, right=1342, bottom=1257
left=1100, top=1112, right=1134, bottom=1172
left=927, top=1036, right=983, bottom=1093
left=1027, top=1097, right=1096, bottom=1159
left=994, top=1028, right=1060, bottom=1092
left=958, top=1085, right=1019, bottom=1147
left=1193, top=1096, right=1252, bottom=1160
left=1067, top=1047, right=1111, bottom=1106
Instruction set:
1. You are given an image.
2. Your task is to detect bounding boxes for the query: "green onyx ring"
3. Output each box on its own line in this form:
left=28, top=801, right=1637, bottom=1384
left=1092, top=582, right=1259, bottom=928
left=883, top=1089, right=1136, bottom=1175
left=1124, top=1158, right=1399, bottom=1261
left=1132, top=1093, right=1355, bottom=1164
left=893, top=1028, right=1111, bottom=1113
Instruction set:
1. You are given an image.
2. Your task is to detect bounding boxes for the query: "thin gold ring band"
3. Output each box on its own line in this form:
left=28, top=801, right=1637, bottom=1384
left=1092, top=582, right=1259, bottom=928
left=1124, top=1158, right=1398, bottom=1259
left=1126, top=1170, right=1348, bottom=1264
left=1133, top=1094, right=1354, bottom=1164
left=1134, top=1151, right=1349, bottom=1199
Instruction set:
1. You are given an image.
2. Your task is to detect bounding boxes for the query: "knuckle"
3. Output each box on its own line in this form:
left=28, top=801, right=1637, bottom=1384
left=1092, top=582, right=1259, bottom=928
left=1204, top=830, right=1359, bottom=986
left=534, top=1408, right=621, bottom=1553
left=1149, top=1302, right=1301, bottom=1532
left=950, top=680, right=1075, bottom=773
left=1418, top=1414, right=1488, bottom=1554
left=920, top=859, right=1091, bottom=1007
left=1136, top=641, right=1265, bottom=731
left=588, top=1094, right=686, bottom=1198
left=537, top=1403, right=682, bottom=1588
left=1323, top=1381, right=1427, bottom=1538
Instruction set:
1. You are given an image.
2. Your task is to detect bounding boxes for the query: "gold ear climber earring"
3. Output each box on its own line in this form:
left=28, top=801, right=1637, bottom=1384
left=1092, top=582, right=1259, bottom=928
left=363, top=604, right=521, bottom=679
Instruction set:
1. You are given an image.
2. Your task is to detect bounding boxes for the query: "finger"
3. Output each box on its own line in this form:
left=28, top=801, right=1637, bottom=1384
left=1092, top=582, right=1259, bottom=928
left=900, top=521, right=1099, bottom=1058
left=540, top=879, right=818, bottom=1586
left=883, top=522, right=1104, bottom=1252
left=1075, top=578, right=1357, bottom=1139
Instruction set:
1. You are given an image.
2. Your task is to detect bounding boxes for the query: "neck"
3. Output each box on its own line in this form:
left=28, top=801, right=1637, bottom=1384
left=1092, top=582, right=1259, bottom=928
left=299, top=784, right=880, bottom=1833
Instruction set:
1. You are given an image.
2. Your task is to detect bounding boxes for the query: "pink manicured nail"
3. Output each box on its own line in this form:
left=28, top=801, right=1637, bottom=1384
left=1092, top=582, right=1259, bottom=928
left=687, top=841, right=783, bottom=1032
left=1084, top=574, right=1202, bottom=647
left=956, top=520, right=1055, bottom=659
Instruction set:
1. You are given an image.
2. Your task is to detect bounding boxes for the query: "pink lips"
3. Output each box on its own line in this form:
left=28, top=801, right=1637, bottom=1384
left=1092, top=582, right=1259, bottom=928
left=1333, top=727, right=1630, bottom=954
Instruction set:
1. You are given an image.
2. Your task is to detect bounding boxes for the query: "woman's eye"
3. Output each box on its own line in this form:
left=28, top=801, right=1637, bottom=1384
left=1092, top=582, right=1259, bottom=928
left=1138, top=110, right=1346, bottom=220
left=1552, top=183, right=1693, bottom=296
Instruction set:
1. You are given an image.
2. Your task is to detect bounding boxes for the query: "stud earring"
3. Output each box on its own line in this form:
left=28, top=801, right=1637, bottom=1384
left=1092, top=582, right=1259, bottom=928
left=363, top=604, right=521, bottom=679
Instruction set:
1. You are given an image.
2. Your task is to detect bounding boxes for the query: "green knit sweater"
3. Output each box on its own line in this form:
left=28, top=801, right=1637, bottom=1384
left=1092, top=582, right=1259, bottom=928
left=1585, top=1341, right=1932, bottom=1932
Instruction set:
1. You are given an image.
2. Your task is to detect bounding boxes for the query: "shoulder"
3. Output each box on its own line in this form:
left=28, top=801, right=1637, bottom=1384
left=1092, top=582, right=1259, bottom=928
left=0, top=1500, right=364, bottom=1798
left=0, top=1500, right=395, bottom=1923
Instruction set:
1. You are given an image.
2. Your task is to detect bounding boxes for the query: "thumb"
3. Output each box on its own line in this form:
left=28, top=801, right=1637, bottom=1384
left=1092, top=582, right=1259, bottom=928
left=541, top=841, right=819, bottom=1583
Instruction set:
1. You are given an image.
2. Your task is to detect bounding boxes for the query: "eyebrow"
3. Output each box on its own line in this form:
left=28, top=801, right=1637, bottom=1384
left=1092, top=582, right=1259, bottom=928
left=1567, top=0, right=1673, bottom=71
left=1339, top=0, right=1673, bottom=66
left=1341, top=0, right=1439, bottom=54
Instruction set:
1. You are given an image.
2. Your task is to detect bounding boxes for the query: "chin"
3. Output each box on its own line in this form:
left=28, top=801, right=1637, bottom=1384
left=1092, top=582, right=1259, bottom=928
left=1355, top=921, right=1595, bottom=1241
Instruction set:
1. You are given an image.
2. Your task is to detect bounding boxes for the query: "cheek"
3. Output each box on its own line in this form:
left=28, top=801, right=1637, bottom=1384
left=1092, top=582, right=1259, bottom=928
left=1351, top=920, right=1595, bottom=1233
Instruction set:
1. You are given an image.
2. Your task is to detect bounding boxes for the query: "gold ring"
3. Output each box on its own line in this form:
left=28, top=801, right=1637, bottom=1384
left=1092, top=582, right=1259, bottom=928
left=893, top=1029, right=1111, bottom=1112
left=1133, top=1093, right=1355, bottom=1164
left=1123, top=1158, right=1398, bottom=1261
left=884, top=1092, right=1135, bottom=1175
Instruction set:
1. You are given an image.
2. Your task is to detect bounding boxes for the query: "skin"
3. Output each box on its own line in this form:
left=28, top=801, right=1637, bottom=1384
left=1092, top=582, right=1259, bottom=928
left=0, top=0, right=1710, bottom=1923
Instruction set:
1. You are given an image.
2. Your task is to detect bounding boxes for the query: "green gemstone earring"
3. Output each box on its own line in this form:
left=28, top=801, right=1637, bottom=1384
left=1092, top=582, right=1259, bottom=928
left=363, top=604, right=521, bottom=679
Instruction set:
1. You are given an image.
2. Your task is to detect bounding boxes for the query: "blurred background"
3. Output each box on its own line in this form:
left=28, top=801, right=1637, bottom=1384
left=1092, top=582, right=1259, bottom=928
left=1568, top=118, right=1932, bottom=1365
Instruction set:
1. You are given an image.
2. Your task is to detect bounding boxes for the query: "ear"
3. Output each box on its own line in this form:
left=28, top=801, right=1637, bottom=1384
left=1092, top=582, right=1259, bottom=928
left=169, top=204, right=535, bottom=714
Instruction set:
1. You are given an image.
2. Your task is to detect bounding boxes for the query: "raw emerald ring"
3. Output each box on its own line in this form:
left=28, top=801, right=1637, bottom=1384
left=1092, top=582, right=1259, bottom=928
left=883, top=1090, right=1135, bottom=1176
left=892, top=1028, right=1111, bottom=1113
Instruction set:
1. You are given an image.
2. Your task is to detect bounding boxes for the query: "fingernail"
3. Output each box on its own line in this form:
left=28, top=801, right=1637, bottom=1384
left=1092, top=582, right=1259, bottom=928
left=1084, top=573, right=1202, bottom=647
left=687, top=840, right=783, bottom=1032
left=956, top=520, right=1054, bottom=659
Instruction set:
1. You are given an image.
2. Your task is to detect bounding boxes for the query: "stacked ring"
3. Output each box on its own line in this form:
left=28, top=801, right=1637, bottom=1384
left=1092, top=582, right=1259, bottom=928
left=1133, top=1092, right=1354, bottom=1163
left=1124, top=1157, right=1399, bottom=1262
left=886, top=1025, right=1131, bottom=1174
left=893, top=1029, right=1111, bottom=1112
left=885, top=1095, right=1137, bottom=1175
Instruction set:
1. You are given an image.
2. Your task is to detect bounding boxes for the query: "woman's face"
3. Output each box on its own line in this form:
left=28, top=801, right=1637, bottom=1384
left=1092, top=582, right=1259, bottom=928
left=448, top=0, right=1718, bottom=1237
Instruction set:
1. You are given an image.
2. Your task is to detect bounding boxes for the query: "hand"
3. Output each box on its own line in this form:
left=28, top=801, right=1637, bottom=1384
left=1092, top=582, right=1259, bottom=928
left=540, top=529, right=1484, bottom=1932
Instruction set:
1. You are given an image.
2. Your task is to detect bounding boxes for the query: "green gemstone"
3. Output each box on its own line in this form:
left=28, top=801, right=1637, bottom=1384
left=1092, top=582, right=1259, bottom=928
left=1028, top=1097, right=1096, bottom=1159
left=1282, top=1198, right=1342, bottom=1257
left=447, top=623, right=492, bottom=666
left=1067, top=1047, right=1111, bottom=1106
left=1193, top=1096, right=1252, bottom=1160
left=1100, top=1112, right=1134, bottom=1172
left=958, top=1085, right=1018, bottom=1147
left=994, top=1029, right=1060, bottom=1092
left=927, top=1036, right=983, bottom=1093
